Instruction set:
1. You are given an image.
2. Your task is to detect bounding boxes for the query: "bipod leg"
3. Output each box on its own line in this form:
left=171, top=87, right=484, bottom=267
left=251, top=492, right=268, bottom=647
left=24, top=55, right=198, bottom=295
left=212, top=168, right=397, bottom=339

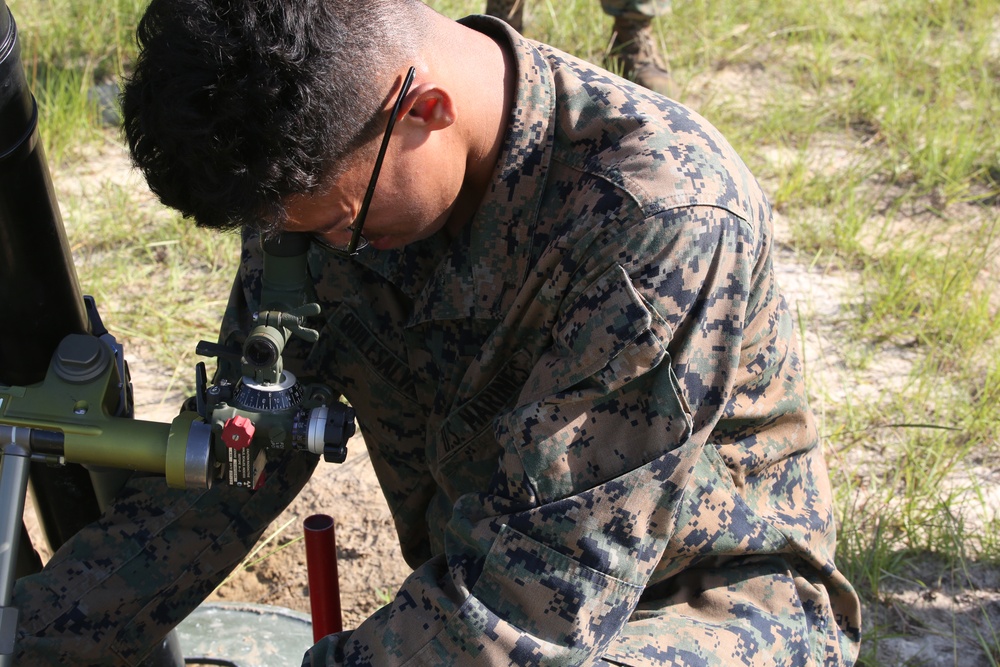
left=0, top=427, right=32, bottom=667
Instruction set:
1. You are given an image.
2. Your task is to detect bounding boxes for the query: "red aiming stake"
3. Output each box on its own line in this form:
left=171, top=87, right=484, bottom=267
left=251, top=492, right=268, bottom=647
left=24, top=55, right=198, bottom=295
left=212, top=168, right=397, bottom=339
left=304, top=513, right=343, bottom=641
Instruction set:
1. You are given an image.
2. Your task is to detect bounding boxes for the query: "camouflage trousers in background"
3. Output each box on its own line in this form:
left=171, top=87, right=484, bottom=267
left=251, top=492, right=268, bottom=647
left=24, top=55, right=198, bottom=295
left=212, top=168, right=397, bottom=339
left=12, top=451, right=317, bottom=666
left=486, top=0, right=671, bottom=21
left=600, top=0, right=671, bottom=18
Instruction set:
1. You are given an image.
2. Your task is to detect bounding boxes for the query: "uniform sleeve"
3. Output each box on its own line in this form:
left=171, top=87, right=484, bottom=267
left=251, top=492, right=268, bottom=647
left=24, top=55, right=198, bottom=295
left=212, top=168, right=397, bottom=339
left=304, top=206, right=761, bottom=666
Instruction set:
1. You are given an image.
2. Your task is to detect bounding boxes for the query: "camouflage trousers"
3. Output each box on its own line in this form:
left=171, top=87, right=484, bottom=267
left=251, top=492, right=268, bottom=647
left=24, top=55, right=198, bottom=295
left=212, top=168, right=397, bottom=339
left=600, top=0, right=671, bottom=18
left=12, top=451, right=317, bottom=666
left=486, top=0, right=670, bottom=22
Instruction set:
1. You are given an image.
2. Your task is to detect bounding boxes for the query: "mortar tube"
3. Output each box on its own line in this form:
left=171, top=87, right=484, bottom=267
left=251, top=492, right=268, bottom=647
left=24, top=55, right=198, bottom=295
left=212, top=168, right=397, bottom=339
left=0, top=0, right=101, bottom=555
left=0, top=1, right=90, bottom=386
left=303, top=514, right=342, bottom=641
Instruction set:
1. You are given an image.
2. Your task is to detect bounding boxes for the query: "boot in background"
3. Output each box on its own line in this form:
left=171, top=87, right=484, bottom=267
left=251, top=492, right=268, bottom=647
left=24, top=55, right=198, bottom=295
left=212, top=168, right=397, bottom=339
left=608, top=15, right=678, bottom=98
left=485, top=0, right=524, bottom=32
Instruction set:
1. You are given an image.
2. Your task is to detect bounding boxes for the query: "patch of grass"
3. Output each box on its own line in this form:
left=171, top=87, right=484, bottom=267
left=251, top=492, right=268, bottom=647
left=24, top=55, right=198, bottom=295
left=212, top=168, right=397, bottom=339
left=16, top=0, right=147, bottom=161
left=70, top=194, right=242, bottom=394
left=373, top=586, right=394, bottom=609
left=216, top=516, right=303, bottom=593
left=16, top=0, right=145, bottom=78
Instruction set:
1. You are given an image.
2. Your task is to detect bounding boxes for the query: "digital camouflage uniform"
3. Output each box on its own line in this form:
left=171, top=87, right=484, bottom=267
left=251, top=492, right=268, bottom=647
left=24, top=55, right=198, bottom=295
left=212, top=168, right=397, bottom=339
left=12, top=444, right=320, bottom=664
left=287, top=16, right=858, bottom=665
left=13, top=14, right=861, bottom=667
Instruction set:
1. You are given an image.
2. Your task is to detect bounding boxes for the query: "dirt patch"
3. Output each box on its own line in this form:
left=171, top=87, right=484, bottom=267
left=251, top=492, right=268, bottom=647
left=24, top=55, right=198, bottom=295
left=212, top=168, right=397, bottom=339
left=774, top=236, right=1000, bottom=667
left=862, top=554, right=1000, bottom=667
left=204, top=438, right=411, bottom=629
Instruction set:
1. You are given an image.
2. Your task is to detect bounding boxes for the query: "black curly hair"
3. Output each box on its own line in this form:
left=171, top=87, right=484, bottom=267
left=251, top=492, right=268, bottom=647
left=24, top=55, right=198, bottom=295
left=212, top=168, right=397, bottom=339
left=122, top=0, right=424, bottom=232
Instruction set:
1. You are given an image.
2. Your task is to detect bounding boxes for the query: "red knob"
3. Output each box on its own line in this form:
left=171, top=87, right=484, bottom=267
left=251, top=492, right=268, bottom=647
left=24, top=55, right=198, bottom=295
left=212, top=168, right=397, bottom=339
left=222, top=415, right=255, bottom=450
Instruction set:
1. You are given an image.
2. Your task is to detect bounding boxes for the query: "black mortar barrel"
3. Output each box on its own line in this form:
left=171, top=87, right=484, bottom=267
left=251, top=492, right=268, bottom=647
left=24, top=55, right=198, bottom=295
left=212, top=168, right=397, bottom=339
left=0, top=2, right=101, bottom=553
left=0, top=1, right=90, bottom=387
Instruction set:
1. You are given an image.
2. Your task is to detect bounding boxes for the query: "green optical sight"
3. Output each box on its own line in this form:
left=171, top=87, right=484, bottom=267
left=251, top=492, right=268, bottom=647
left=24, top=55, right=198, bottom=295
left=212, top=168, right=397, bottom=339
left=0, top=234, right=355, bottom=491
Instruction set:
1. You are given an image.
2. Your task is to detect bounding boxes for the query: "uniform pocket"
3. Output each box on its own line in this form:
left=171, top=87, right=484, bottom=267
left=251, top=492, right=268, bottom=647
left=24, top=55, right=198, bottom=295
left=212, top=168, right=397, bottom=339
left=403, top=523, right=643, bottom=666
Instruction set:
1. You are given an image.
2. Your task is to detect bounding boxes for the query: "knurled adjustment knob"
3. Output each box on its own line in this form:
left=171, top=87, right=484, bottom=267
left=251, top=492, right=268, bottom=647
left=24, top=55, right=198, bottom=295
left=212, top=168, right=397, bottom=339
left=321, top=407, right=355, bottom=463
left=322, top=442, right=348, bottom=464
left=222, top=415, right=255, bottom=450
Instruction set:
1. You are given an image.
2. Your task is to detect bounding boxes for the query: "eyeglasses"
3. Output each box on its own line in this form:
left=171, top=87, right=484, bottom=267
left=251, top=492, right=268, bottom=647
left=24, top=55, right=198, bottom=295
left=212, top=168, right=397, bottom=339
left=317, top=66, right=417, bottom=256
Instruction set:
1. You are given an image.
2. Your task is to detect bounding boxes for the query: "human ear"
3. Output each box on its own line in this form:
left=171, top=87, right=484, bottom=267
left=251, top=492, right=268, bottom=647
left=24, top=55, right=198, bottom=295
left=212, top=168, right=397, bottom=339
left=401, top=84, right=455, bottom=131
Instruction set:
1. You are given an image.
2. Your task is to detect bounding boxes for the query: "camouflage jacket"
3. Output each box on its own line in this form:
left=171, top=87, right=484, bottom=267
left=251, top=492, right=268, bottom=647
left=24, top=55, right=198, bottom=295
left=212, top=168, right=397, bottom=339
left=227, top=16, right=862, bottom=667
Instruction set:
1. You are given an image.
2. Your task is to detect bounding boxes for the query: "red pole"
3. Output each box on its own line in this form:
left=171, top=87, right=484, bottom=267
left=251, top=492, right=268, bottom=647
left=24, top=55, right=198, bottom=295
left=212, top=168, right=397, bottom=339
left=303, top=513, right=342, bottom=641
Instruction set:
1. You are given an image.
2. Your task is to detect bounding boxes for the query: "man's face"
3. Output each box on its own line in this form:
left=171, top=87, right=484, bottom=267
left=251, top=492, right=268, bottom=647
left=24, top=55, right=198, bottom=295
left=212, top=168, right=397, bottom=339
left=282, top=129, right=466, bottom=252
